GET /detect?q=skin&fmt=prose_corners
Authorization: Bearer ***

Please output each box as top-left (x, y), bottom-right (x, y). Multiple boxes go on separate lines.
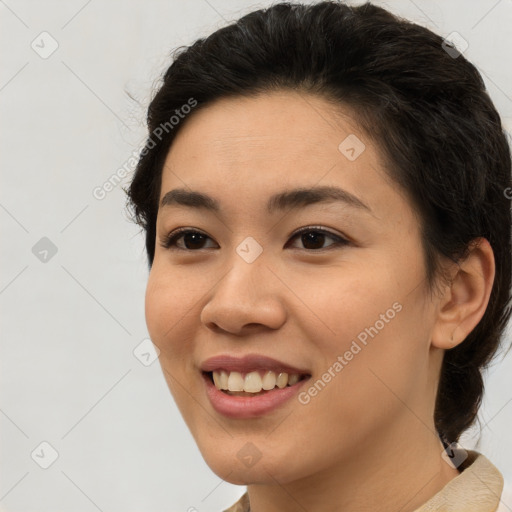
top-left (145, 90), bottom-right (495, 512)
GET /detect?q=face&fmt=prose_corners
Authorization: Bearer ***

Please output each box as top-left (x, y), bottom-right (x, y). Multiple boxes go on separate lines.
top-left (145, 91), bottom-right (443, 485)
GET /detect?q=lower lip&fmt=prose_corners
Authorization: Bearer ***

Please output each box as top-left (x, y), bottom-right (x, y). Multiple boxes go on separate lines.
top-left (203, 373), bottom-right (310, 418)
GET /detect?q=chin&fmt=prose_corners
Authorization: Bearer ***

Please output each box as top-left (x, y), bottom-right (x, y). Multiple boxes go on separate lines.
top-left (199, 444), bottom-right (305, 485)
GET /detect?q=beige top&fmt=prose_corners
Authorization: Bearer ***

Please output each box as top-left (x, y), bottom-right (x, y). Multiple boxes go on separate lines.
top-left (223, 451), bottom-right (504, 512)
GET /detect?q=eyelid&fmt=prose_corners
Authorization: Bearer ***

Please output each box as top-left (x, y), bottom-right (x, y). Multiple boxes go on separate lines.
top-left (286, 225), bottom-right (350, 250)
top-left (160, 225), bottom-right (351, 251)
top-left (289, 225), bottom-right (348, 241)
top-left (160, 227), bottom-right (215, 250)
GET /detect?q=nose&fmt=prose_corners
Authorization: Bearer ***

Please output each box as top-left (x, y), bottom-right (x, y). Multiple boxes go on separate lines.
top-left (200, 259), bottom-right (287, 335)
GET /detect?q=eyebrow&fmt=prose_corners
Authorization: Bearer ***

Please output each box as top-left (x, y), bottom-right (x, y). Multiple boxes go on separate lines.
top-left (159, 186), bottom-right (372, 215)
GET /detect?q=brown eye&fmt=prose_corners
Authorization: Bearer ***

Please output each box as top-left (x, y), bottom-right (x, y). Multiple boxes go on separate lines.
top-left (160, 226), bottom-right (349, 252)
top-left (161, 229), bottom-right (217, 250)
top-left (287, 227), bottom-right (349, 251)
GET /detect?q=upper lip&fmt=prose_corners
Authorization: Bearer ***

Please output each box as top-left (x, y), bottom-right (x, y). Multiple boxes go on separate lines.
top-left (200, 354), bottom-right (310, 375)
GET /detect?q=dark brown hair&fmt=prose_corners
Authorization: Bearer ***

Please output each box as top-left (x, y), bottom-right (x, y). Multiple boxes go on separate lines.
top-left (126, 1), bottom-right (512, 444)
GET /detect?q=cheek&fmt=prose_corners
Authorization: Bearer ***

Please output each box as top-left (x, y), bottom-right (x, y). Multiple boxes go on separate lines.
top-left (144, 267), bottom-right (203, 426)
top-left (286, 259), bottom-right (404, 355)
top-left (295, 258), bottom-right (430, 426)
top-left (144, 266), bottom-right (199, 360)
top-left (282, 316), bottom-right (428, 482)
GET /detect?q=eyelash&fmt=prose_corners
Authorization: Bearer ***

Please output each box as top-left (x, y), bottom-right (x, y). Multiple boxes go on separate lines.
top-left (160, 226), bottom-right (350, 252)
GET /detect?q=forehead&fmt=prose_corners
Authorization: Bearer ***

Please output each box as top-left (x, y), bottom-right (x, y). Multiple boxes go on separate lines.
top-left (158, 91), bottom-right (406, 223)
top-left (165, 91), bottom-right (365, 168)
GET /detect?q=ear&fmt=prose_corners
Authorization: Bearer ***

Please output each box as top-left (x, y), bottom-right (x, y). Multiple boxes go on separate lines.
top-left (431, 238), bottom-right (495, 350)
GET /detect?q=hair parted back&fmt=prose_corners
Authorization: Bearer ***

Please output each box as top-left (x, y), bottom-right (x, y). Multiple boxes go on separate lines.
top-left (126, 1), bottom-right (512, 444)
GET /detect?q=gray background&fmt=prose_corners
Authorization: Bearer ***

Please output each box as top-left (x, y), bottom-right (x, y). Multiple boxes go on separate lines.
top-left (1, 1), bottom-right (511, 511)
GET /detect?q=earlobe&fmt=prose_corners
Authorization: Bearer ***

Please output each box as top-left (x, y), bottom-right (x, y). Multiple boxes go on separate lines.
top-left (431, 238), bottom-right (495, 350)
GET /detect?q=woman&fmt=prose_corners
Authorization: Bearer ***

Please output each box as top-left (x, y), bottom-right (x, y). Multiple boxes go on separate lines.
top-left (126, 2), bottom-right (512, 510)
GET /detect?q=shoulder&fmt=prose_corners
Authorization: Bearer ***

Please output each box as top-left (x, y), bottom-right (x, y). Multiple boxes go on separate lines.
top-left (223, 491), bottom-right (250, 512)
top-left (413, 450), bottom-right (504, 512)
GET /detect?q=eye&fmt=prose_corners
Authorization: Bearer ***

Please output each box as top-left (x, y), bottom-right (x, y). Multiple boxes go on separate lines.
top-left (160, 228), bottom-right (217, 251)
top-left (160, 226), bottom-right (350, 252)
top-left (286, 226), bottom-right (349, 251)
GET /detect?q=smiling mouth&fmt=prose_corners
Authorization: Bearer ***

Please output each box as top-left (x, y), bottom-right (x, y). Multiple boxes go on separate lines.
top-left (203, 370), bottom-right (311, 396)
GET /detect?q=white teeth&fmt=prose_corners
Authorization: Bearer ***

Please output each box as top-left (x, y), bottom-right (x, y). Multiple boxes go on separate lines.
top-left (227, 371), bottom-right (244, 391)
top-left (262, 370), bottom-right (276, 390)
top-left (212, 371), bottom-right (221, 388)
top-left (218, 370), bottom-right (228, 390)
top-left (244, 371), bottom-right (263, 392)
top-left (288, 373), bottom-right (300, 386)
top-left (211, 370), bottom-right (303, 393)
top-left (276, 372), bottom-right (288, 389)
